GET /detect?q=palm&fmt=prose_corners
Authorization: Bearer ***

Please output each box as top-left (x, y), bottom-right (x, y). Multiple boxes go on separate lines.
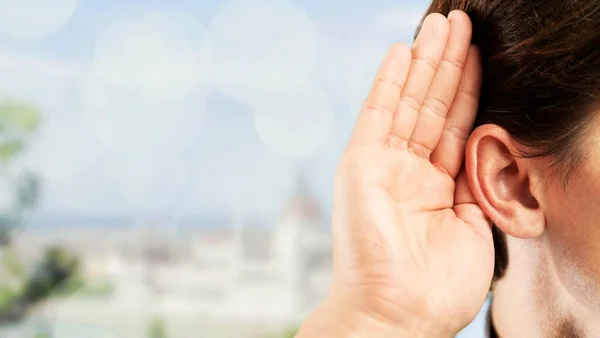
top-left (335, 146), bottom-right (493, 328)
top-left (330, 12), bottom-right (494, 334)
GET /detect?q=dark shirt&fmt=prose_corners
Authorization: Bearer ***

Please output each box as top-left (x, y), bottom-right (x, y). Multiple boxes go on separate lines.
top-left (487, 306), bottom-right (499, 338)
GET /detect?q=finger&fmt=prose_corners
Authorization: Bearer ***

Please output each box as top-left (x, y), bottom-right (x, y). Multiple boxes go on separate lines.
top-left (408, 10), bottom-right (473, 158)
top-left (387, 13), bottom-right (450, 149)
top-left (454, 168), bottom-right (476, 206)
top-left (349, 43), bottom-right (412, 146)
top-left (430, 45), bottom-right (482, 178)
top-left (454, 170), bottom-right (492, 240)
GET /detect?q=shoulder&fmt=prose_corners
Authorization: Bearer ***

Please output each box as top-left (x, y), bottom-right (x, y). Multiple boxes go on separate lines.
top-left (456, 294), bottom-right (492, 338)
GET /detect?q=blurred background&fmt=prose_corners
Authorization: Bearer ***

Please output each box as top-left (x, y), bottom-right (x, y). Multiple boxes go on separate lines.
top-left (0, 0), bottom-right (488, 337)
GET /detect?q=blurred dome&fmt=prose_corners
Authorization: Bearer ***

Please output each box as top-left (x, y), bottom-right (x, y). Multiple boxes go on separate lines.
top-left (280, 169), bottom-right (322, 224)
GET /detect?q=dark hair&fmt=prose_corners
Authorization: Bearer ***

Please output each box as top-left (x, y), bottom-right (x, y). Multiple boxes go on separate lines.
top-left (416, 0), bottom-right (600, 280)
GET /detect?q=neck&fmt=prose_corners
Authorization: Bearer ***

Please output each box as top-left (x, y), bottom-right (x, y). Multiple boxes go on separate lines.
top-left (491, 237), bottom-right (600, 337)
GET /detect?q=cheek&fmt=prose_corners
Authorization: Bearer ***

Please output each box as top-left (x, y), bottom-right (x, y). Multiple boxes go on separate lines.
top-left (543, 174), bottom-right (600, 308)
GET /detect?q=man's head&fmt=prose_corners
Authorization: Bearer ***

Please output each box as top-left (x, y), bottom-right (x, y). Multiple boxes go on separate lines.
top-left (419, 0), bottom-right (600, 333)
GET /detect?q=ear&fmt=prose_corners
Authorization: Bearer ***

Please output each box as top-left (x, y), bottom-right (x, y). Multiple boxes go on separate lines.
top-left (465, 124), bottom-right (545, 238)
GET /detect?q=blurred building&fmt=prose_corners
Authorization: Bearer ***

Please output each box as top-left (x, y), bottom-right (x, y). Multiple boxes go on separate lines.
top-left (7, 169), bottom-right (333, 337)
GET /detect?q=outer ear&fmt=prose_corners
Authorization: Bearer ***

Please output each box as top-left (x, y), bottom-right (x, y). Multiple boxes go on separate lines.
top-left (465, 124), bottom-right (545, 238)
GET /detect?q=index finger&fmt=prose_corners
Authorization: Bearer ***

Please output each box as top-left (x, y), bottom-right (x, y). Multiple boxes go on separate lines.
top-left (349, 43), bottom-right (412, 146)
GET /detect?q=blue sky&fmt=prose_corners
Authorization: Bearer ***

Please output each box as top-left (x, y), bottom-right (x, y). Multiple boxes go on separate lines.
top-left (0, 0), bottom-right (427, 59)
top-left (0, 0), bottom-right (432, 219)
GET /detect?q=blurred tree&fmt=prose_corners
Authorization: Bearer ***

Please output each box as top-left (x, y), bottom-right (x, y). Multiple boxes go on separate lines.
top-left (1, 246), bottom-right (24, 278)
top-left (0, 97), bottom-right (40, 246)
top-left (280, 328), bottom-right (298, 338)
top-left (148, 315), bottom-right (168, 338)
top-left (22, 246), bottom-right (80, 304)
top-left (0, 246), bottom-right (80, 324)
top-left (0, 284), bottom-right (23, 322)
top-left (267, 327), bottom-right (298, 338)
top-left (0, 97), bottom-right (43, 325)
top-left (34, 331), bottom-right (52, 338)
top-left (0, 99), bottom-right (83, 327)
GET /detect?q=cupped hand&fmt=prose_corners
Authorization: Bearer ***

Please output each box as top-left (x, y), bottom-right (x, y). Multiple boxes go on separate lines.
top-left (302, 10), bottom-right (494, 337)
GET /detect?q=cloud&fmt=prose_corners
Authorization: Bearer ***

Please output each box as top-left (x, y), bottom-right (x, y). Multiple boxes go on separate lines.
top-left (0, 46), bottom-right (207, 215)
top-left (0, 51), bottom-right (81, 114)
top-left (310, 6), bottom-right (428, 117)
top-left (208, 0), bottom-right (320, 103)
top-left (177, 141), bottom-right (296, 218)
top-left (0, 2), bottom-right (432, 217)
top-left (368, 7), bottom-right (425, 37)
top-left (0, 51), bottom-right (81, 80)
top-left (78, 75), bottom-right (200, 152)
top-left (0, 0), bottom-right (78, 39)
top-left (91, 10), bottom-right (211, 100)
top-left (253, 85), bottom-right (335, 159)
top-left (104, 150), bottom-right (192, 213)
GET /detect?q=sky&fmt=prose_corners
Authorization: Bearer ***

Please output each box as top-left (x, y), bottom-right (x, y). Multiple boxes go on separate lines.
top-left (0, 0), bottom-right (432, 220)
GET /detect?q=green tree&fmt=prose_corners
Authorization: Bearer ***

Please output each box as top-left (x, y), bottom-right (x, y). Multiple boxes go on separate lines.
top-left (267, 327), bottom-right (298, 338)
top-left (34, 331), bottom-right (52, 338)
top-left (0, 97), bottom-right (40, 246)
top-left (280, 328), bottom-right (298, 338)
top-left (148, 315), bottom-right (168, 338)
top-left (22, 246), bottom-right (80, 304)
top-left (0, 97), bottom-right (42, 324)
top-left (2, 247), bottom-right (24, 278)
top-left (0, 284), bottom-right (24, 322)
top-left (0, 98), bottom-right (83, 326)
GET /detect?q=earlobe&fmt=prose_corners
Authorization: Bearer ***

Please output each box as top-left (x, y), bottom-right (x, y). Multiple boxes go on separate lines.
top-left (465, 124), bottom-right (546, 239)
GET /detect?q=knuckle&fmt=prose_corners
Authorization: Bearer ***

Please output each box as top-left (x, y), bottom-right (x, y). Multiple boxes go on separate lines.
top-left (441, 55), bottom-right (466, 70)
top-left (361, 100), bottom-right (395, 119)
top-left (399, 95), bottom-right (422, 113)
top-left (373, 76), bottom-right (404, 92)
top-left (408, 140), bottom-right (434, 158)
top-left (422, 96), bottom-right (450, 119)
top-left (444, 124), bottom-right (470, 141)
top-left (456, 88), bottom-right (479, 101)
top-left (413, 55), bottom-right (439, 71)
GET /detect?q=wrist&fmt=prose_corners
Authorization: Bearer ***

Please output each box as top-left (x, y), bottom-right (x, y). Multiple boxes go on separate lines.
top-left (297, 293), bottom-right (453, 338)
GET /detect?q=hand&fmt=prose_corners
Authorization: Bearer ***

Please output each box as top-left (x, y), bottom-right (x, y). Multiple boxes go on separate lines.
top-left (298, 10), bottom-right (493, 337)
